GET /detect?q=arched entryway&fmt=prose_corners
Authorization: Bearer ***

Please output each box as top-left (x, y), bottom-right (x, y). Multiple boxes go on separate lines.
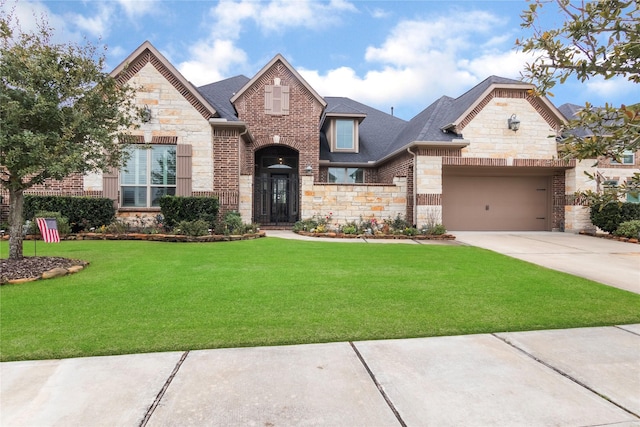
top-left (253, 146), bottom-right (299, 225)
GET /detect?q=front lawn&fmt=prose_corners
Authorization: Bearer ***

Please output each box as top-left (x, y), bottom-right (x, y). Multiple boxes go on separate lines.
top-left (1, 238), bottom-right (639, 361)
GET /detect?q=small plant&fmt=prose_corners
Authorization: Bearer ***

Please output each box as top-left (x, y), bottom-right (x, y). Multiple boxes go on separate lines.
top-left (293, 218), bottom-right (318, 232)
top-left (387, 214), bottom-right (411, 234)
top-left (403, 227), bottom-right (418, 236)
top-left (421, 224), bottom-right (447, 235)
top-left (223, 211), bottom-right (244, 235)
top-left (614, 220), bottom-right (640, 239)
top-left (106, 220), bottom-right (129, 234)
top-left (341, 221), bottom-right (358, 235)
top-left (175, 219), bottom-right (210, 236)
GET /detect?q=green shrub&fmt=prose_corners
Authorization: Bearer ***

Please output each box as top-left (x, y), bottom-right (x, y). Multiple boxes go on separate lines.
top-left (402, 227), bottom-right (418, 236)
top-left (614, 220), bottom-right (640, 238)
top-left (387, 214), bottom-right (411, 233)
top-left (293, 218), bottom-right (318, 232)
top-left (174, 220), bottom-right (210, 237)
top-left (591, 202), bottom-right (640, 233)
top-left (24, 196), bottom-right (115, 232)
top-left (159, 196), bottom-right (219, 229)
top-left (341, 222), bottom-right (358, 234)
top-left (422, 224), bottom-right (447, 235)
top-left (223, 211), bottom-right (244, 234)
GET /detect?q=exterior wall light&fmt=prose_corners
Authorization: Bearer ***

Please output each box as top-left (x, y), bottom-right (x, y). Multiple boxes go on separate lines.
top-left (508, 114), bottom-right (520, 132)
top-left (141, 105), bottom-right (152, 123)
top-left (305, 165), bottom-right (313, 174)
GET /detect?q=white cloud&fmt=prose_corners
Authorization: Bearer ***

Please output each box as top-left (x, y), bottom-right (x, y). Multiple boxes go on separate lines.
top-left (179, 0), bottom-right (357, 85)
top-left (209, 0), bottom-right (258, 40)
top-left (9, 1), bottom-right (80, 43)
top-left (178, 39), bottom-right (249, 86)
top-left (117, 0), bottom-right (158, 18)
top-left (585, 77), bottom-right (639, 104)
top-left (298, 11), bottom-right (526, 117)
top-left (68, 3), bottom-right (114, 39)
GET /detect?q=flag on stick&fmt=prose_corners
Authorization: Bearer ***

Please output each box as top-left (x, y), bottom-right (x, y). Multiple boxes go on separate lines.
top-left (36, 218), bottom-right (60, 243)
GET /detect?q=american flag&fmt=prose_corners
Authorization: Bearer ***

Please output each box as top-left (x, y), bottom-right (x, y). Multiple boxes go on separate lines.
top-left (36, 218), bottom-right (60, 243)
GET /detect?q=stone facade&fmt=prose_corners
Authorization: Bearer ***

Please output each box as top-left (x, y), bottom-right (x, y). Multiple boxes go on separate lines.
top-left (301, 176), bottom-right (407, 224)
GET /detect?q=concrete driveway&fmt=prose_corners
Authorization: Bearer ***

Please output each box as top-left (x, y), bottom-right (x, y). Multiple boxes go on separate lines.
top-left (452, 232), bottom-right (640, 294)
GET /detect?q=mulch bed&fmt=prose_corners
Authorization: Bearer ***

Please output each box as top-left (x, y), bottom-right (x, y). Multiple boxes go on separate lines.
top-left (1, 257), bottom-right (88, 284)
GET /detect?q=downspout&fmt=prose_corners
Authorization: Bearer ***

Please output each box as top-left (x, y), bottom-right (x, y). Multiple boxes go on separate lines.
top-left (239, 126), bottom-right (248, 221)
top-left (407, 146), bottom-right (417, 226)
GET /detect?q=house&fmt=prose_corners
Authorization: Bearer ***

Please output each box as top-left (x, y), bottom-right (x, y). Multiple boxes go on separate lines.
top-left (5, 41), bottom-right (638, 231)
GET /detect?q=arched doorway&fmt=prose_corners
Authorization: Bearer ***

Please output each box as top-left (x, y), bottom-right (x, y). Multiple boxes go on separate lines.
top-left (254, 146), bottom-right (299, 225)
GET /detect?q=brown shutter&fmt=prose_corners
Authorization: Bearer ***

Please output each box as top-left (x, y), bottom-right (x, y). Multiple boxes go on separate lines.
top-left (281, 85), bottom-right (290, 115)
top-left (176, 144), bottom-right (192, 196)
top-left (103, 167), bottom-right (119, 209)
top-left (264, 85), bottom-right (273, 114)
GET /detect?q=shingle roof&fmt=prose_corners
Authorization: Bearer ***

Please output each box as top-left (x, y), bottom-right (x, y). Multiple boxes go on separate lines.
top-left (195, 73), bottom-right (549, 165)
top-left (320, 97), bottom-right (407, 163)
top-left (379, 76), bottom-right (531, 158)
top-left (198, 75), bottom-right (250, 121)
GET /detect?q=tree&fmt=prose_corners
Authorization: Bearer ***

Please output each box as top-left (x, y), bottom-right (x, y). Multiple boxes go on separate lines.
top-left (517, 0), bottom-right (639, 199)
top-left (0, 12), bottom-right (140, 259)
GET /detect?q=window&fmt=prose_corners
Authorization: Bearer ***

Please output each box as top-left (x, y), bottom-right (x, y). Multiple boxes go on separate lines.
top-left (328, 167), bottom-right (364, 184)
top-left (626, 179), bottom-right (640, 203)
top-left (335, 119), bottom-right (355, 150)
top-left (612, 151), bottom-right (635, 165)
top-left (121, 145), bottom-right (176, 207)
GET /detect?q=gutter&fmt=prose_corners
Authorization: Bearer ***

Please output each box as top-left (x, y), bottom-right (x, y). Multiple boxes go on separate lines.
top-left (208, 118), bottom-right (254, 144)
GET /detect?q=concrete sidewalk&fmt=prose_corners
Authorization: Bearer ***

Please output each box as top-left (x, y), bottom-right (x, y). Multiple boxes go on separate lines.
top-left (2, 325), bottom-right (639, 426)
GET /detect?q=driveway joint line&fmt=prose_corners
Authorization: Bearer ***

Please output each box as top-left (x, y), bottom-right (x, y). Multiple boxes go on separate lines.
top-left (139, 350), bottom-right (190, 427)
top-left (349, 342), bottom-right (406, 427)
top-left (616, 324), bottom-right (640, 337)
top-left (491, 333), bottom-right (640, 420)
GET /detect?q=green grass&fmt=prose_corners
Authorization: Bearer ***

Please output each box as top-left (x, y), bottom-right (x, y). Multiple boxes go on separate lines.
top-left (1, 238), bottom-right (639, 361)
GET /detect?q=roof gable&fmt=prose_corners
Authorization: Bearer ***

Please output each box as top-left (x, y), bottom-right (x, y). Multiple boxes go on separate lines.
top-left (110, 41), bottom-right (217, 120)
top-left (229, 54), bottom-right (327, 109)
top-left (442, 76), bottom-right (565, 133)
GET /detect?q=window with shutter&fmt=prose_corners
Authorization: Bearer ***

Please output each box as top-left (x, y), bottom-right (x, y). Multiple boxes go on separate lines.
top-left (264, 83), bottom-right (290, 115)
top-left (120, 145), bottom-right (178, 207)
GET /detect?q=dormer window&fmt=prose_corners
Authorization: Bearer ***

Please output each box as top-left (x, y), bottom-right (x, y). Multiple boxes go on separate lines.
top-left (336, 119), bottom-right (355, 150)
top-left (325, 118), bottom-right (360, 153)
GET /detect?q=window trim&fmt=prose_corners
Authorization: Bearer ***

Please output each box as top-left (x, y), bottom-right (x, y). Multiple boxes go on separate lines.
top-left (330, 119), bottom-right (359, 153)
top-left (611, 151), bottom-right (635, 165)
top-left (327, 167), bottom-right (364, 184)
top-left (120, 144), bottom-right (177, 208)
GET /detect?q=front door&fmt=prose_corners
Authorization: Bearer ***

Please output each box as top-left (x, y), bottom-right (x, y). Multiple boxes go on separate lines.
top-left (271, 174), bottom-right (290, 223)
top-left (253, 146), bottom-right (300, 225)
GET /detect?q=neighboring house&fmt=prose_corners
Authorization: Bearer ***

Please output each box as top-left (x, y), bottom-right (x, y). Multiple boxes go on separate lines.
top-left (3, 41), bottom-right (638, 231)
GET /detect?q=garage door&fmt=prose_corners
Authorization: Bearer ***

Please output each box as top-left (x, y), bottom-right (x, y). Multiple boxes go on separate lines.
top-left (442, 175), bottom-right (551, 231)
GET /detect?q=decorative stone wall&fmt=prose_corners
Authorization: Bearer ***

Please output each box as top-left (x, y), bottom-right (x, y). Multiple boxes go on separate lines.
top-left (301, 176), bottom-right (407, 224)
top-left (564, 160), bottom-right (597, 231)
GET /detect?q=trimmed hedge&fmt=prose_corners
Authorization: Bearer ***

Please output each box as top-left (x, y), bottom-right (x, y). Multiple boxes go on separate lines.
top-left (590, 202), bottom-right (640, 233)
top-left (159, 196), bottom-right (219, 228)
top-left (24, 196), bottom-right (115, 232)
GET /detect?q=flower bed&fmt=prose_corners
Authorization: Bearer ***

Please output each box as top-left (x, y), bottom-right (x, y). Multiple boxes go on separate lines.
top-left (295, 231), bottom-right (456, 240)
top-left (16, 231), bottom-right (267, 243)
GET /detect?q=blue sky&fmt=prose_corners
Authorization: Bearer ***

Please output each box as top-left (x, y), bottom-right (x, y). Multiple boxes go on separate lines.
top-left (7, 0), bottom-right (639, 120)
